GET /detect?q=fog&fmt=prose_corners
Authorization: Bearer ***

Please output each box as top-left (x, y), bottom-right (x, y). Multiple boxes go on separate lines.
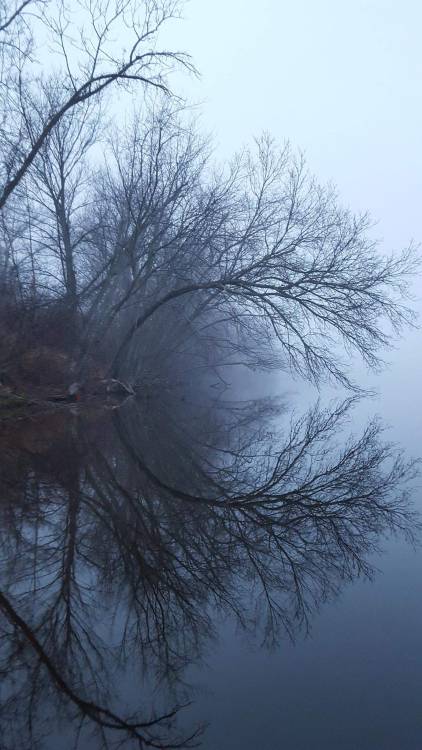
top-left (1, 2), bottom-right (421, 749)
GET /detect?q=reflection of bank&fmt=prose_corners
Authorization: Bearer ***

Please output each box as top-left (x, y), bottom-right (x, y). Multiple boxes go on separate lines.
top-left (0, 392), bottom-right (418, 749)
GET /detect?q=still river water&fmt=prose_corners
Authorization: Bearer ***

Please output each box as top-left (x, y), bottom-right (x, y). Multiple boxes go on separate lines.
top-left (0, 349), bottom-right (421, 750)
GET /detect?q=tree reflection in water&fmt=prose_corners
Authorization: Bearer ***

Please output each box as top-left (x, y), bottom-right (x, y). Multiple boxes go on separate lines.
top-left (0, 391), bottom-right (419, 749)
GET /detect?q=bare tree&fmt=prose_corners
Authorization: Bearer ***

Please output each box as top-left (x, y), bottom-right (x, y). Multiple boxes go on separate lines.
top-left (17, 82), bottom-right (101, 312)
top-left (0, 5), bottom-right (418, 396)
top-left (0, 0), bottom-right (194, 210)
top-left (99, 133), bottom-right (416, 388)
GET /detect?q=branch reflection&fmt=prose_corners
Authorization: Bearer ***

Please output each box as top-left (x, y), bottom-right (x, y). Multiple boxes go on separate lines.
top-left (0, 392), bottom-right (418, 748)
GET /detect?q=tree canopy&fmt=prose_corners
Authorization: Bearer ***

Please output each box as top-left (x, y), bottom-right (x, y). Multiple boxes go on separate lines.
top-left (0, 0), bottom-right (418, 389)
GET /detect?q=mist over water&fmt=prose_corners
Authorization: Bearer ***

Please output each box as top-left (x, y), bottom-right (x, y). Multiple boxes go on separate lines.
top-left (0, 359), bottom-right (420, 750)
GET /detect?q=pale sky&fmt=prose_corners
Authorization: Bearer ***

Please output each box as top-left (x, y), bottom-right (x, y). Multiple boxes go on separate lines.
top-left (169, 1), bottom-right (422, 253)
top-left (162, 0), bottom-right (422, 446)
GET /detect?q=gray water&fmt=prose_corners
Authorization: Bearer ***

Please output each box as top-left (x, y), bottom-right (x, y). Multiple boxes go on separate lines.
top-left (0, 351), bottom-right (421, 750)
top-left (185, 352), bottom-right (422, 750)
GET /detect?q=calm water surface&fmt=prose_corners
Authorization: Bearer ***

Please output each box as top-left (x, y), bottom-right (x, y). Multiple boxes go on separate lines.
top-left (0, 370), bottom-right (421, 750)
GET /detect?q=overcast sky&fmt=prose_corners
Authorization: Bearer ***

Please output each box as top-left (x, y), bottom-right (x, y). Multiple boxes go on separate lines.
top-left (161, 0), bottom-right (422, 447)
top-left (171, 0), bottom-right (422, 253)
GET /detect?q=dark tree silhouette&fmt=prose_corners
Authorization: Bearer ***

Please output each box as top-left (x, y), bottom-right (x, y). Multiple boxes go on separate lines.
top-left (103, 134), bottom-right (416, 387)
top-left (0, 0), bottom-right (194, 210)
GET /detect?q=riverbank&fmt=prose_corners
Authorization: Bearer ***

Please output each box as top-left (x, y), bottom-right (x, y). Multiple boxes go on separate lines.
top-left (0, 381), bottom-right (135, 424)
